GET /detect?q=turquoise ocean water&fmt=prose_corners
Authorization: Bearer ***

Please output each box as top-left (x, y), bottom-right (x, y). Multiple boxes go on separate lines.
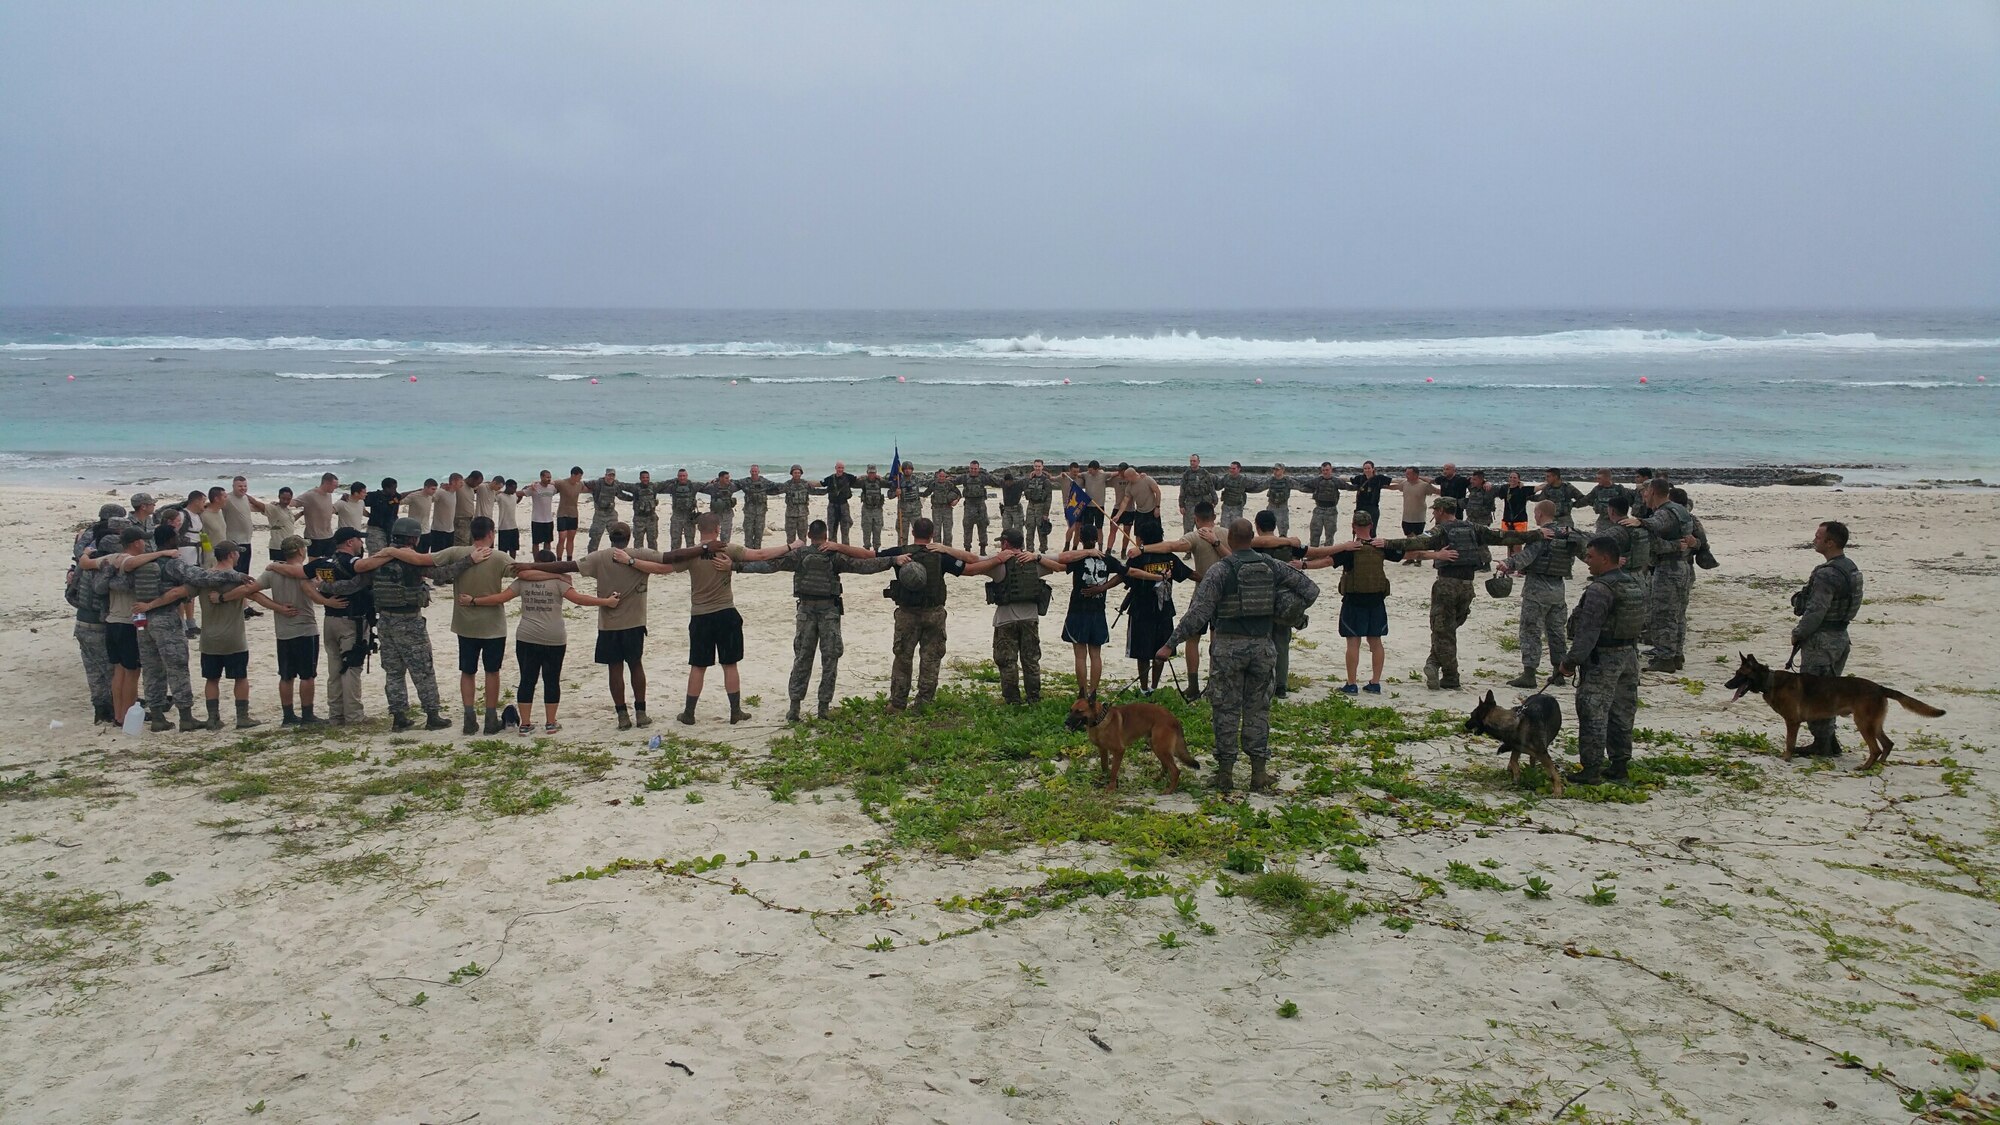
top-left (2, 308), bottom-right (1996, 489)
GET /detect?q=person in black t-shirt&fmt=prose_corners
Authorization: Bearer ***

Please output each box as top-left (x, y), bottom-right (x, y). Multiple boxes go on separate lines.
top-left (363, 479), bottom-right (405, 555)
top-left (1432, 463), bottom-right (1471, 502)
top-left (1030, 521), bottom-right (1127, 699)
top-left (1348, 460), bottom-right (1393, 521)
top-left (1498, 471), bottom-right (1538, 557)
top-left (1119, 515), bottom-right (1194, 695)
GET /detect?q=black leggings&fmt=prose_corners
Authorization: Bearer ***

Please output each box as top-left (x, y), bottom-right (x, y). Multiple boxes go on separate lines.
top-left (516, 641), bottom-right (566, 706)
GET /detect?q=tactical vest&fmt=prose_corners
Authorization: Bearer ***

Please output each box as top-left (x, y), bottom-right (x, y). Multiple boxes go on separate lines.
top-left (988, 560), bottom-right (1049, 607)
top-left (1649, 502), bottom-right (1691, 557)
top-left (888, 547), bottom-right (948, 609)
top-left (1436, 520), bottom-right (1492, 573)
top-left (1796, 556), bottom-right (1862, 626)
top-left (742, 479), bottom-right (770, 511)
top-left (624, 486), bottom-right (654, 515)
top-left (1614, 523), bottom-right (1651, 572)
top-left (1220, 474), bottom-right (1249, 507)
top-left (1311, 477), bottom-right (1342, 507)
top-left (1542, 484), bottom-right (1577, 518)
top-left (1339, 545), bottom-right (1390, 596)
top-left (1525, 528), bottom-right (1578, 579)
top-left (709, 484), bottom-right (736, 513)
top-left (311, 553), bottom-right (370, 616)
top-left (825, 476), bottom-right (853, 503)
top-left (663, 480), bottom-right (696, 514)
top-left (961, 474), bottom-right (990, 504)
top-left (793, 546), bottom-right (840, 600)
top-left (1594, 568), bottom-right (1646, 642)
top-left (373, 556), bottom-right (429, 612)
top-left (860, 477), bottom-right (886, 508)
top-left (1215, 551), bottom-right (1277, 634)
top-left (1181, 469), bottom-right (1216, 503)
top-left (1265, 478), bottom-right (1293, 505)
top-left (782, 479), bottom-right (813, 511)
top-left (130, 557), bottom-right (167, 602)
top-left (929, 482), bottom-right (959, 506)
top-left (1462, 488), bottom-right (1496, 524)
top-left (897, 480), bottom-right (924, 511)
top-left (592, 482), bottom-right (618, 514)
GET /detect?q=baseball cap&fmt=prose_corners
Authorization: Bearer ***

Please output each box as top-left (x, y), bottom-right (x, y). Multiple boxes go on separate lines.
top-left (98, 502), bottom-right (127, 521)
top-left (1431, 497), bottom-right (1461, 515)
top-left (332, 527), bottom-right (365, 545)
top-left (280, 535), bottom-right (307, 556)
top-left (130, 492), bottom-right (154, 509)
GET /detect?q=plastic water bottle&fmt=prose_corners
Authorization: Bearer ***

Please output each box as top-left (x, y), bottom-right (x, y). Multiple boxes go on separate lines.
top-left (122, 704), bottom-right (145, 737)
top-left (134, 611), bottom-right (148, 632)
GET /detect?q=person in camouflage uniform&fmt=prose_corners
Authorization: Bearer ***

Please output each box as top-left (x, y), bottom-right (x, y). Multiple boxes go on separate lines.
top-left (1582, 469), bottom-right (1630, 533)
top-left (998, 472), bottom-right (1026, 540)
top-left (981, 529), bottom-right (1049, 705)
top-left (877, 518), bottom-right (1007, 711)
top-left (1535, 468), bottom-right (1589, 531)
top-left (894, 463), bottom-right (925, 546)
top-left (926, 469), bottom-right (960, 547)
top-left (958, 460), bottom-right (1000, 553)
top-left (1791, 519), bottom-right (1862, 757)
top-left (344, 518), bottom-right (486, 731)
top-left (1162, 519), bottom-right (1320, 795)
top-left (737, 465), bottom-right (780, 548)
top-left (1494, 500), bottom-right (1591, 688)
top-left (1621, 478), bottom-right (1697, 672)
top-left (701, 470), bottom-right (738, 543)
top-left (1022, 459), bottom-right (1055, 551)
top-left (71, 504), bottom-right (126, 724)
top-left (1216, 461), bottom-right (1261, 527)
top-left (1306, 462), bottom-right (1345, 547)
top-left (621, 470), bottom-right (664, 551)
top-left (1602, 493), bottom-right (1652, 597)
top-left (121, 524), bottom-right (255, 731)
top-left (1559, 536), bottom-right (1646, 784)
top-left (1261, 463), bottom-right (1295, 536)
top-left (739, 519), bottom-right (895, 721)
top-left (781, 464), bottom-right (821, 544)
top-left (660, 468), bottom-right (704, 550)
top-left (1388, 498), bottom-right (1542, 690)
top-left (1179, 454), bottom-right (1218, 534)
top-left (857, 465), bottom-right (890, 551)
top-left (582, 468), bottom-right (622, 553)
top-left (1462, 470), bottom-right (1501, 528)
top-left (820, 462), bottom-right (859, 544)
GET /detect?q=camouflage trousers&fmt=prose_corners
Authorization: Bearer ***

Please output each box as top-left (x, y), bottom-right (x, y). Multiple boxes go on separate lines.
top-left (1180, 503), bottom-right (1202, 533)
top-left (632, 514), bottom-right (660, 551)
top-left (75, 621), bottom-right (111, 710)
top-left (668, 511), bottom-right (695, 549)
top-left (929, 504), bottom-right (955, 546)
top-left (140, 615), bottom-right (194, 711)
top-left (715, 511), bottom-right (734, 543)
top-left (1209, 632), bottom-right (1277, 770)
top-left (993, 619), bottom-right (1042, 704)
top-left (962, 505), bottom-right (989, 551)
top-left (1799, 628), bottom-right (1851, 745)
top-left (1025, 503), bottom-right (1051, 550)
top-left (1309, 506), bottom-right (1342, 547)
top-left (1426, 576), bottom-right (1476, 684)
top-left (860, 506), bottom-right (885, 551)
top-left (785, 506), bottom-right (811, 544)
top-left (366, 527), bottom-right (390, 555)
top-left (377, 611), bottom-right (440, 716)
top-left (1264, 504), bottom-right (1290, 535)
top-left (1220, 504), bottom-right (1244, 527)
top-left (826, 500), bottom-right (853, 544)
top-left (1645, 558), bottom-right (1692, 665)
top-left (1271, 624), bottom-right (1295, 697)
top-left (897, 506), bottom-right (922, 545)
top-left (322, 616), bottom-right (366, 723)
top-left (1575, 646), bottom-right (1640, 770)
top-left (454, 517), bottom-right (473, 547)
top-left (741, 507), bottom-right (767, 549)
top-left (588, 510), bottom-right (615, 553)
top-left (1518, 578), bottom-right (1569, 673)
top-left (789, 601), bottom-right (845, 709)
top-left (999, 506), bottom-right (1024, 539)
top-left (889, 606), bottom-right (948, 708)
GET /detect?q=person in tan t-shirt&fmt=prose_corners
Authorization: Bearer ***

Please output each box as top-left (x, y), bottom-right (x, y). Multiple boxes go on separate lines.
top-left (553, 466), bottom-right (587, 561)
top-left (299, 472), bottom-right (340, 555)
top-left (625, 512), bottom-right (789, 725)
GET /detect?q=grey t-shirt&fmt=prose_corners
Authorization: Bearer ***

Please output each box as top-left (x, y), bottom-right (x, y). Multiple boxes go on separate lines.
top-left (221, 494), bottom-right (256, 542)
top-left (511, 577), bottom-right (568, 646)
top-left (257, 570), bottom-right (319, 640)
top-left (198, 588), bottom-right (250, 655)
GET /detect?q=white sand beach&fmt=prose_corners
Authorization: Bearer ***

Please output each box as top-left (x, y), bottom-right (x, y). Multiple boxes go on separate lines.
top-left (3, 482), bottom-right (1998, 1124)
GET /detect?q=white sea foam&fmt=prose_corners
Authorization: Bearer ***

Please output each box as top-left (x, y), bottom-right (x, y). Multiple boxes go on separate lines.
top-left (276, 371), bottom-right (389, 380)
top-left (8, 327), bottom-right (1997, 363)
top-left (0, 452), bottom-right (354, 470)
top-left (746, 376), bottom-right (869, 384)
top-left (340, 358), bottom-right (398, 365)
top-left (912, 378), bottom-right (1071, 387)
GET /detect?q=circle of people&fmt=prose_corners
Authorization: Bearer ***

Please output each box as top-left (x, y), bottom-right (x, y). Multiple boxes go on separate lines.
top-left (67, 455), bottom-right (1817, 796)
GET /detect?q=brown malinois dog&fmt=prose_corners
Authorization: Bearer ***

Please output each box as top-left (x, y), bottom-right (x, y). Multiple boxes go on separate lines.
top-left (1724, 653), bottom-right (1946, 769)
top-left (1065, 695), bottom-right (1199, 792)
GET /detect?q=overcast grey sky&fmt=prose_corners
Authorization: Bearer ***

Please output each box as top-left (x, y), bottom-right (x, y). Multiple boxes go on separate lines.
top-left (2, 2), bottom-right (1995, 308)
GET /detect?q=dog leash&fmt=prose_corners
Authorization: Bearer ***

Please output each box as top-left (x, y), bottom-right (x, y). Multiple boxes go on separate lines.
top-left (1784, 643), bottom-right (1800, 672)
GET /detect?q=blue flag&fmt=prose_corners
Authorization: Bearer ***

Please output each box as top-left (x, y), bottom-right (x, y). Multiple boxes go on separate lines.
top-left (889, 445), bottom-right (902, 498)
top-left (1063, 478), bottom-right (1090, 525)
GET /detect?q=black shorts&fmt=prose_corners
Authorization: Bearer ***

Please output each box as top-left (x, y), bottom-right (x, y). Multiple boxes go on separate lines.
top-left (687, 608), bottom-right (745, 668)
top-left (200, 651), bottom-right (250, 680)
top-left (234, 551), bottom-right (251, 574)
top-left (457, 635), bottom-right (505, 675)
top-left (104, 623), bottom-right (142, 670)
top-left (269, 548), bottom-right (288, 563)
top-left (276, 634), bottom-right (320, 680)
top-left (532, 521), bottom-right (555, 545)
top-left (1116, 511), bottom-right (1138, 527)
top-left (308, 537), bottom-right (334, 558)
top-left (557, 515), bottom-right (579, 532)
top-left (1402, 521), bottom-right (1426, 536)
top-left (497, 528), bottom-right (520, 554)
top-left (422, 530), bottom-right (449, 553)
top-left (1060, 608), bottom-right (1109, 647)
top-left (1081, 508), bottom-right (1105, 529)
top-left (594, 625), bottom-right (646, 666)
top-left (1338, 596), bottom-right (1390, 638)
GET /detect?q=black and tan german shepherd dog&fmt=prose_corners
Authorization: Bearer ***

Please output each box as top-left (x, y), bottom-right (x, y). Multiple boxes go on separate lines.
top-left (1465, 690), bottom-right (1565, 796)
top-left (1724, 653), bottom-right (1946, 769)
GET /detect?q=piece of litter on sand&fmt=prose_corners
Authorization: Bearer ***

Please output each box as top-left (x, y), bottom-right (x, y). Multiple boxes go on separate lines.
top-left (1089, 1033), bottom-right (1111, 1053)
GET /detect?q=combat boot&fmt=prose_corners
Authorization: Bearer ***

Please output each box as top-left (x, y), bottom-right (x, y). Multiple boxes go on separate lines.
top-left (424, 709), bottom-right (452, 731)
top-left (785, 702), bottom-right (802, 724)
top-left (1563, 764), bottom-right (1604, 786)
top-left (1439, 674), bottom-right (1461, 690)
top-left (391, 711), bottom-right (414, 733)
top-left (93, 703), bottom-right (112, 725)
top-left (461, 708), bottom-right (478, 735)
top-left (1508, 670), bottom-right (1539, 689)
top-left (205, 700), bottom-right (224, 731)
top-left (1212, 760), bottom-right (1235, 796)
top-left (1603, 759), bottom-right (1630, 782)
top-left (728, 695), bottom-right (751, 725)
top-left (482, 710), bottom-right (502, 735)
top-left (1249, 760), bottom-right (1272, 794)
top-left (148, 708), bottom-right (174, 733)
top-left (816, 702), bottom-right (831, 720)
top-left (678, 702), bottom-right (698, 725)
top-left (177, 704), bottom-right (202, 732)
top-left (634, 707), bottom-right (652, 728)
top-left (235, 701), bottom-right (261, 730)
top-left (1795, 731), bottom-right (1841, 758)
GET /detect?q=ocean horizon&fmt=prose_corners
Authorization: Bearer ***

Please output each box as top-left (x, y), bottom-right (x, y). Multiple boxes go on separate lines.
top-left (5, 306), bottom-right (1996, 490)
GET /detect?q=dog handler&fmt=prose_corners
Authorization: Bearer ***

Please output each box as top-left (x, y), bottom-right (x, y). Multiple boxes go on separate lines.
top-left (1791, 520), bottom-right (1862, 758)
top-left (1558, 536), bottom-right (1646, 785)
